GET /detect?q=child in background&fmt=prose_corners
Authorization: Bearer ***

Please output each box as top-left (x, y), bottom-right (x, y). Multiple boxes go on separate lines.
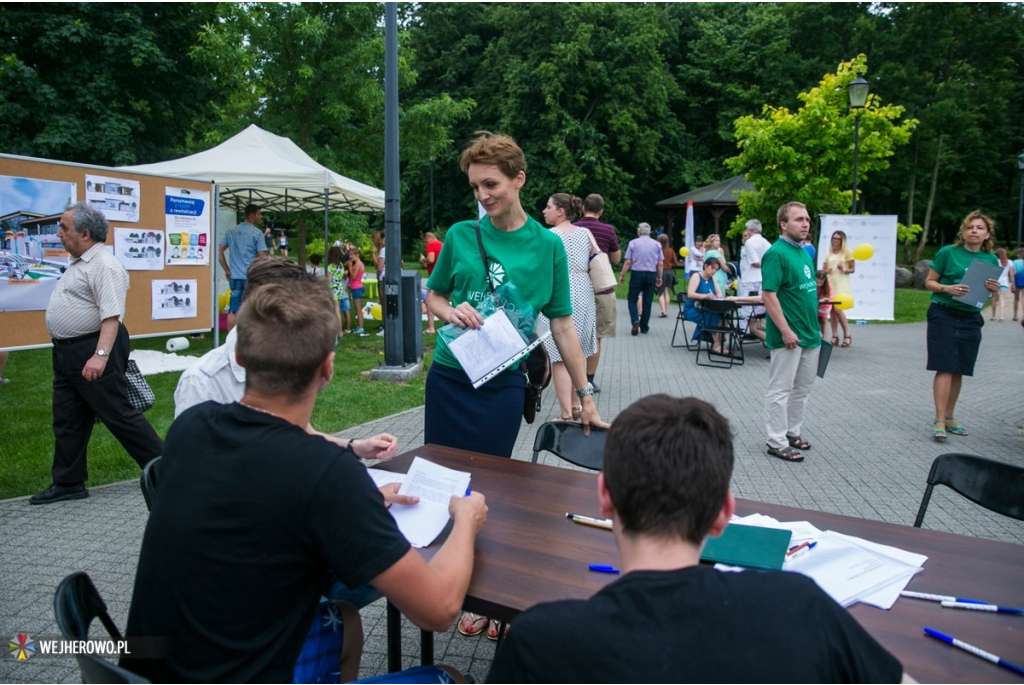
top-left (326, 246), bottom-right (350, 337)
top-left (349, 252), bottom-right (367, 336)
top-left (816, 270), bottom-right (833, 340)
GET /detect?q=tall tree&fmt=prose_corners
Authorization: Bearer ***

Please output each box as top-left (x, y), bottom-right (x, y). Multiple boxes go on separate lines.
top-left (0, 3), bottom-right (220, 166)
top-left (726, 56), bottom-right (917, 237)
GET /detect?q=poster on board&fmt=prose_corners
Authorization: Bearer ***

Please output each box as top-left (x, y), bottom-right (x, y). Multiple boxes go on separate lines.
top-left (0, 175), bottom-right (77, 312)
top-left (165, 187), bottom-right (210, 266)
top-left (152, 279), bottom-right (198, 320)
top-left (85, 175), bottom-right (140, 222)
top-left (114, 228), bottom-right (164, 271)
top-left (816, 215), bottom-right (897, 321)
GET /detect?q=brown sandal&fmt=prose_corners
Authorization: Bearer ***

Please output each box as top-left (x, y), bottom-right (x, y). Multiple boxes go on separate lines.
top-left (457, 612), bottom-right (488, 637)
top-left (766, 444), bottom-right (804, 462)
top-left (841, 336), bottom-right (852, 347)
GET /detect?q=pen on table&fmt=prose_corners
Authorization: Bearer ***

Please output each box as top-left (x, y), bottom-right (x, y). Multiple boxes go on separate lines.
top-left (465, 487), bottom-right (471, 496)
top-left (588, 564), bottom-right (620, 575)
top-left (785, 541), bottom-right (816, 559)
top-left (900, 591), bottom-right (987, 605)
top-left (923, 627), bottom-right (1024, 677)
top-left (941, 601), bottom-right (1024, 615)
top-left (565, 512), bottom-right (613, 530)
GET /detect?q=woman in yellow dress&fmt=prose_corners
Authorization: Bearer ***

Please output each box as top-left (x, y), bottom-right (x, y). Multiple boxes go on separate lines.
top-left (823, 230), bottom-right (855, 347)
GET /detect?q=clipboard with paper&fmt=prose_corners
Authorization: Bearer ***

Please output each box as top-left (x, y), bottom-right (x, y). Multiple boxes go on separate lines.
top-left (438, 281), bottom-right (545, 388)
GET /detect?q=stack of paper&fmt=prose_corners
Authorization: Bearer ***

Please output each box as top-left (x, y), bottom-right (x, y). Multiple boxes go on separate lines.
top-left (386, 457), bottom-right (471, 548)
top-left (720, 514), bottom-right (927, 610)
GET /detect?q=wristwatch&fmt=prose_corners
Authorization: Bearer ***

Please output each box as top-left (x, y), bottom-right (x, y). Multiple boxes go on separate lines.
top-left (575, 383), bottom-right (595, 398)
top-left (94, 349), bottom-right (109, 357)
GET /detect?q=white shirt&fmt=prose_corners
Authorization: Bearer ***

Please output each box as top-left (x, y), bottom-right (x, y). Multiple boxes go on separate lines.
top-left (173, 328), bottom-right (246, 418)
top-left (740, 233), bottom-right (772, 284)
top-left (45, 243), bottom-right (128, 339)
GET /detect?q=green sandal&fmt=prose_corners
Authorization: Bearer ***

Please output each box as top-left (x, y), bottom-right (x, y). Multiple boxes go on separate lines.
top-left (932, 420), bottom-right (947, 442)
top-left (944, 418), bottom-right (968, 436)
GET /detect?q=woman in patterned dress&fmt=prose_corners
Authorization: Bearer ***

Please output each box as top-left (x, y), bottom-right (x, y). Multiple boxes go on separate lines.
top-left (541, 193), bottom-right (598, 421)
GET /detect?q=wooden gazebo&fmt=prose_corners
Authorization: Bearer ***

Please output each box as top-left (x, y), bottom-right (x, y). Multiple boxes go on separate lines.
top-left (655, 175), bottom-right (753, 243)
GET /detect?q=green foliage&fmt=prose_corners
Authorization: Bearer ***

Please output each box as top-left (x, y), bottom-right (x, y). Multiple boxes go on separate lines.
top-left (726, 55), bottom-right (917, 238)
top-left (896, 222), bottom-right (922, 243)
top-left (0, 3), bottom-right (220, 165)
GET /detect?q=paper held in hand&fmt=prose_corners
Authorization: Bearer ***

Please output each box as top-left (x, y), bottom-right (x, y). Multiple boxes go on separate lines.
top-left (446, 308), bottom-right (551, 388)
top-left (388, 457), bottom-right (471, 548)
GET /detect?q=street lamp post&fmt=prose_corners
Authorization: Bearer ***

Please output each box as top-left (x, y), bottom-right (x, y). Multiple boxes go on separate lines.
top-left (1017, 149), bottom-right (1024, 250)
top-left (848, 76), bottom-right (870, 215)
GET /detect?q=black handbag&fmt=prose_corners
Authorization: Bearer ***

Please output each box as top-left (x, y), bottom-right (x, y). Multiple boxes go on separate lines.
top-left (473, 220), bottom-right (550, 423)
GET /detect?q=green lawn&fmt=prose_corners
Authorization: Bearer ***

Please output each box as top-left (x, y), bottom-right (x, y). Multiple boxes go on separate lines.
top-left (0, 322), bottom-right (433, 500)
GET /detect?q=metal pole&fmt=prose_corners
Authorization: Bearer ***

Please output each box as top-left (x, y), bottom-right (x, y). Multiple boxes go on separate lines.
top-left (383, 2), bottom-right (403, 366)
top-left (851, 110), bottom-right (861, 215)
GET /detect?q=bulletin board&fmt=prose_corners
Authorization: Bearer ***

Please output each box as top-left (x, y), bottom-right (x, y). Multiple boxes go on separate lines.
top-left (0, 154), bottom-right (214, 350)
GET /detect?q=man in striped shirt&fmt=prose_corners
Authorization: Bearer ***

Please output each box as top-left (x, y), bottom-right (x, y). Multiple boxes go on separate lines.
top-left (30, 203), bottom-right (162, 505)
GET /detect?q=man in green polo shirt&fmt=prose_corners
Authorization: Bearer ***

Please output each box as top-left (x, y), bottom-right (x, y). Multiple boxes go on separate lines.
top-left (761, 201), bottom-right (821, 463)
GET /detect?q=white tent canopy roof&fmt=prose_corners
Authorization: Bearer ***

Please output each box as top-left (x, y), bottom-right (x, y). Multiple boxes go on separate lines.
top-left (121, 124), bottom-right (384, 214)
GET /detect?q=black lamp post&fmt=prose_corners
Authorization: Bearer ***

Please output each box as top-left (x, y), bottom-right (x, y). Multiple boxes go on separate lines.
top-left (1016, 149), bottom-right (1024, 250)
top-left (848, 76), bottom-right (870, 215)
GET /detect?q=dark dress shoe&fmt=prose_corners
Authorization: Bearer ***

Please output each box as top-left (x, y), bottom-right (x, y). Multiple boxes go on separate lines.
top-left (591, 383), bottom-right (601, 394)
top-left (29, 483), bottom-right (88, 505)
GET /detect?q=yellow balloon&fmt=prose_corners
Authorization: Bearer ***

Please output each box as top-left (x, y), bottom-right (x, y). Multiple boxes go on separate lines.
top-left (852, 243), bottom-right (874, 261)
top-left (218, 289), bottom-right (231, 313)
top-left (369, 303), bottom-right (383, 320)
top-left (834, 293), bottom-right (854, 311)
top-left (678, 247), bottom-right (689, 258)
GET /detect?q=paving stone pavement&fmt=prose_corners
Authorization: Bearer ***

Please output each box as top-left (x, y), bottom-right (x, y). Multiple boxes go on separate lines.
top-left (2, 301), bottom-right (1022, 682)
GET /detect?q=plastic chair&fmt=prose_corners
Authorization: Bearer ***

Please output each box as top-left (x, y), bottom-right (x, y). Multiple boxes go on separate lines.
top-left (913, 453), bottom-right (1024, 527)
top-left (694, 299), bottom-right (744, 369)
top-left (671, 291), bottom-right (699, 351)
top-left (139, 456), bottom-right (161, 511)
top-left (53, 572), bottom-right (149, 684)
top-left (531, 421), bottom-right (608, 471)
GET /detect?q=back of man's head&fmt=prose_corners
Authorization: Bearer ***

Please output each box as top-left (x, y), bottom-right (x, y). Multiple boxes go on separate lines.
top-left (637, 222), bottom-right (652, 236)
top-left (745, 219), bottom-right (762, 234)
top-left (603, 395), bottom-right (734, 545)
top-left (244, 204), bottom-right (261, 222)
top-left (244, 257), bottom-right (314, 301)
top-left (583, 194), bottom-right (605, 215)
top-left (236, 280), bottom-right (336, 399)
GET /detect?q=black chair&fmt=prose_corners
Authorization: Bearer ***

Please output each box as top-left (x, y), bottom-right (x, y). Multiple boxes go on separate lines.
top-left (694, 299), bottom-right (744, 369)
top-left (531, 421), bottom-right (608, 471)
top-left (671, 291), bottom-right (700, 351)
top-left (913, 453), bottom-right (1024, 527)
top-left (54, 572), bottom-right (149, 684)
top-left (139, 456), bottom-right (161, 511)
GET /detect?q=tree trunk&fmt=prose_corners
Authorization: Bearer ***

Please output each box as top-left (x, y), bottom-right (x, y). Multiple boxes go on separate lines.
top-left (297, 215), bottom-right (308, 266)
top-left (914, 132), bottom-right (943, 263)
top-left (903, 139), bottom-right (918, 265)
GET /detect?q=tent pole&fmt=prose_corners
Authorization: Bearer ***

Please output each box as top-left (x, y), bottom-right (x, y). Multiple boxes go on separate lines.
top-left (323, 187), bottom-right (329, 257)
top-left (213, 185), bottom-right (221, 348)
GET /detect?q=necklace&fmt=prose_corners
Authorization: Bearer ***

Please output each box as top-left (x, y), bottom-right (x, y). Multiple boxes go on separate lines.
top-left (239, 400), bottom-right (283, 421)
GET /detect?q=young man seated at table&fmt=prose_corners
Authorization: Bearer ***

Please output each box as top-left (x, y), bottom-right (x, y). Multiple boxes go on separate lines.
top-left (122, 278), bottom-right (488, 683)
top-left (487, 394), bottom-right (914, 684)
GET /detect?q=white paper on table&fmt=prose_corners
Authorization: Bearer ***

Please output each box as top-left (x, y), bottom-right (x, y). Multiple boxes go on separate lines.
top-left (784, 530), bottom-right (923, 607)
top-left (825, 531), bottom-right (927, 609)
top-left (446, 308), bottom-right (534, 387)
top-left (388, 457), bottom-right (471, 548)
top-left (367, 468), bottom-right (405, 489)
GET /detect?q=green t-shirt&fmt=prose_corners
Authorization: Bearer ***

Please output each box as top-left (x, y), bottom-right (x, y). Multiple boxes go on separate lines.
top-left (427, 215), bottom-right (572, 370)
top-left (928, 244), bottom-right (999, 312)
top-left (761, 239), bottom-right (821, 350)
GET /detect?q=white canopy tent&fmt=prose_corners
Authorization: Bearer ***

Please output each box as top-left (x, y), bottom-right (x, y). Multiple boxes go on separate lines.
top-left (121, 124), bottom-right (384, 344)
top-left (122, 124), bottom-right (385, 215)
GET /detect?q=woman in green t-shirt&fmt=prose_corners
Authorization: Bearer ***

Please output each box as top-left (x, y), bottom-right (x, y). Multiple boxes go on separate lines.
top-left (923, 210), bottom-right (1000, 442)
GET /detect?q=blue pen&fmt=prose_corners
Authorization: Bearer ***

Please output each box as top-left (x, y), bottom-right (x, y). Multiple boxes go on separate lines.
top-left (941, 601), bottom-right (1024, 615)
top-left (588, 564), bottom-right (620, 574)
top-left (924, 627), bottom-right (1024, 677)
top-left (785, 541), bottom-right (817, 561)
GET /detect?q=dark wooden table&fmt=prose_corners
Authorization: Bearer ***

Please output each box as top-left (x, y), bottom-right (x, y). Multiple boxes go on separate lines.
top-left (382, 445), bottom-right (1024, 683)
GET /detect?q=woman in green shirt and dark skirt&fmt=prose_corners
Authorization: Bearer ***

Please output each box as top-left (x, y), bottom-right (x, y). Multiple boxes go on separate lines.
top-left (923, 210), bottom-right (1000, 442)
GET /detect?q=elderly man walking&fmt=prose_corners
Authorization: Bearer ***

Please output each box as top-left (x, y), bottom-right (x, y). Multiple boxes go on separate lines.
top-left (761, 202), bottom-right (820, 463)
top-left (619, 222), bottom-right (663, 336)
top-left (31, 203), bottom-right (162, 504)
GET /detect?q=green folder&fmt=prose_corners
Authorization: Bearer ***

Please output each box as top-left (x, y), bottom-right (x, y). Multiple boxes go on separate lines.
top-left (700, 524), bottom-right (793, 570)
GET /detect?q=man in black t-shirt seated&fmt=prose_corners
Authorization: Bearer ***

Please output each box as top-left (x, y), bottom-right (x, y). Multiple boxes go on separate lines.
top-left (123, 278), bottom-right (488, 683)
top-left (487, 395), bottom-right (914, 684)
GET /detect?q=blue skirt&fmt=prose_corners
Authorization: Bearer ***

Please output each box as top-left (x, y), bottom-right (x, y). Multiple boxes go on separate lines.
top-left (424, 361), bottom-right (526, 458)
top-left (926, 302), bottom-right (983, 376)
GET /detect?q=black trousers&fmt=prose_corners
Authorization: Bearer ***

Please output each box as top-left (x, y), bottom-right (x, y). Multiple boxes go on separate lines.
top-left (51, 324), bottom-right (162, 484)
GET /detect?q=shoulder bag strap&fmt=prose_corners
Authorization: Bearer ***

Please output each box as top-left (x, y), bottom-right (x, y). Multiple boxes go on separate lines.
top-left (473, 219), bottom-right (496, 295)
